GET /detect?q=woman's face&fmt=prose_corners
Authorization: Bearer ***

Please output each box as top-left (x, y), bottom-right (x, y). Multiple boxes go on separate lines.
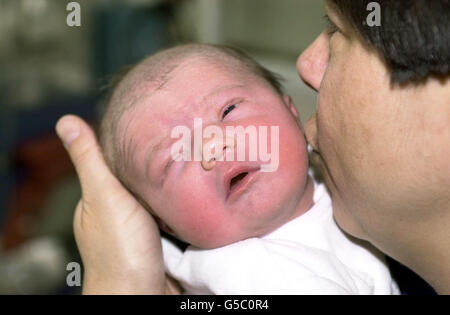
top-left (296, 1), bottom-right (450, 260)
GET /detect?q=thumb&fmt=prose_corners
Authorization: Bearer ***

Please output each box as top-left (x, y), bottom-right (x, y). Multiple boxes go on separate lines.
top-left (55, 115), bottom-right (122, 195)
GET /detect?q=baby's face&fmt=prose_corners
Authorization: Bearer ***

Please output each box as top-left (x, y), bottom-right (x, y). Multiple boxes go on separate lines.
top-left (120, 57), bottom-right (312, 248)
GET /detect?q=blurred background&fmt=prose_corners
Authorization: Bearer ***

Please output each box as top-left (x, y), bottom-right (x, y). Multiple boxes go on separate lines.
top-left (0, 0), bottom-right (435, 294)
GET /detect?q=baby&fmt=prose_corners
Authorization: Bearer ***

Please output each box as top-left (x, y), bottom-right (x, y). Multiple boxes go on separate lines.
top-left (99, 44), bottom-right (399, 294)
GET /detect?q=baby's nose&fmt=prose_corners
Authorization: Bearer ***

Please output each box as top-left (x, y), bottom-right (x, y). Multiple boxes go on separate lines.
top-left (201, 136), bottom-right (234, 171)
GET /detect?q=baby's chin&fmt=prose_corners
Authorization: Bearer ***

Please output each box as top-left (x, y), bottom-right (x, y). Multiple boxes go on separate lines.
top-left (165, 203), bottom-right (305, 249)
top-left (172, 205), bottom-right (302, 249)
top-left (179, 229), bottom-right (247, 249)
top-left (169, 222), bottom-right (262, 249)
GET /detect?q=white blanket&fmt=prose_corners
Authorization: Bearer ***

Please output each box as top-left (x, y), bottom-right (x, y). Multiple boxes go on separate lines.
top-left (162, 182), bottom-right (399, 294)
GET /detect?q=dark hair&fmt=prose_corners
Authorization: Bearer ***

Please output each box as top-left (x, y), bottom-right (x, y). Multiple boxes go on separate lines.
top-left (330, 0), bottom-right (450, 83)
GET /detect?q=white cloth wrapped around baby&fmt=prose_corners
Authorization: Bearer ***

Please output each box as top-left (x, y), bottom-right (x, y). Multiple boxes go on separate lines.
top-left (162, 180), bottom-right (400, 295)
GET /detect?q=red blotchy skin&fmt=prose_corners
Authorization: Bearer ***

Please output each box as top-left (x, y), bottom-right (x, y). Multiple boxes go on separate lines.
top-left (119, 57), bottom-right (314, 249)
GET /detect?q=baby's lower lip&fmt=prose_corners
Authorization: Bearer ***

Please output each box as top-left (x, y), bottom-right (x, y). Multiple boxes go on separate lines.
top-left (226, 170), bottom-right (259, 201)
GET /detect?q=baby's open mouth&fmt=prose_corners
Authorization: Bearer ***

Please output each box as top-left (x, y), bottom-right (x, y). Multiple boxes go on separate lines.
top-left (225, 166), bottom-right (260, 200)
top-left (229, 172), bottom-right (248, 191)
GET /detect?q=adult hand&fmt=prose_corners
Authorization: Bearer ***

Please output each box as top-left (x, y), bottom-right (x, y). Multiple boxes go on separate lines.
top-left (56, 115), bottom-right (179, 294)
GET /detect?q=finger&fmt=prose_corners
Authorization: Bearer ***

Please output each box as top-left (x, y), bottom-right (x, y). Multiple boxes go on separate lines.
top-left (55, 115), bottom-right (123, 195)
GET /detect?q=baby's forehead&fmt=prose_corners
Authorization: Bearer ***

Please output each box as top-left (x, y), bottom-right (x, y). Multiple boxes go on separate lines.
top-left (119, 54), bottom-right (273, 161)
top-left (131, 54), bottom-right (255, 97)
top-left (128, 56), bottom-right (253, 115)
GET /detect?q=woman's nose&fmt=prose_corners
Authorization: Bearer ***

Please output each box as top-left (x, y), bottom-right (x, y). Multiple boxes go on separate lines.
top-left (201, 136), bottom-right (235, 171)
top-left (296, 32), bottom-right (330, 92)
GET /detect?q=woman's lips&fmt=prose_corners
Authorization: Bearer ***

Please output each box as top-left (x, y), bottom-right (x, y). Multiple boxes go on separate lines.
top-left (310, 149), bottom-right (323, 165)
top-left (224, 165), bottom-right (260, 201)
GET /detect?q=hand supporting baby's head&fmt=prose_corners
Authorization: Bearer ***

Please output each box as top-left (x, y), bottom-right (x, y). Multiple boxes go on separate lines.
top-left (99, 44), bottom-right (313, 249)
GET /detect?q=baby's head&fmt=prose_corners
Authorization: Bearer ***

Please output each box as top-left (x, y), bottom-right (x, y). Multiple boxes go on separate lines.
top-left (100, 44), bottom-right (313, 249)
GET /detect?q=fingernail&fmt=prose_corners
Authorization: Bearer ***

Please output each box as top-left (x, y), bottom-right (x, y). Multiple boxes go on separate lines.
top-left (56, 117), bottom-right (80, 148)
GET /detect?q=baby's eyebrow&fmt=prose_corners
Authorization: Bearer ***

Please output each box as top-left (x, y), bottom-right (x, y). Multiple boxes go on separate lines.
top-left (145, 133), bottom-right (180, 182)
top-left (145, 137), bottom-right (165, 178)
top-left (198, 84), bottom-right (245, 108)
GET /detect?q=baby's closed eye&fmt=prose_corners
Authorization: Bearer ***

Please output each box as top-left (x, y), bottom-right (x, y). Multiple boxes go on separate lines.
top-left (222, 103), bottom-right (238, 119)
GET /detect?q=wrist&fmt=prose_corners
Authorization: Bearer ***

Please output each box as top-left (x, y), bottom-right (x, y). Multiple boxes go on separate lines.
top-left (82, 269), bottom-right (165, 295)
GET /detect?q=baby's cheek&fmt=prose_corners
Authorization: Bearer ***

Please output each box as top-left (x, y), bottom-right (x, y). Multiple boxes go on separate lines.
top-left (175, 188), bottom-right (231, 247)
top-left (250, 115), bottom-right (306, 166)
top-left (281, 126), bottom-right (308, 168)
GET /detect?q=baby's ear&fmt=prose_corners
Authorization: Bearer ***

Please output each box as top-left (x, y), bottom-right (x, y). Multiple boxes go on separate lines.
top-left (283, 95), bottom-right (300, 120)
